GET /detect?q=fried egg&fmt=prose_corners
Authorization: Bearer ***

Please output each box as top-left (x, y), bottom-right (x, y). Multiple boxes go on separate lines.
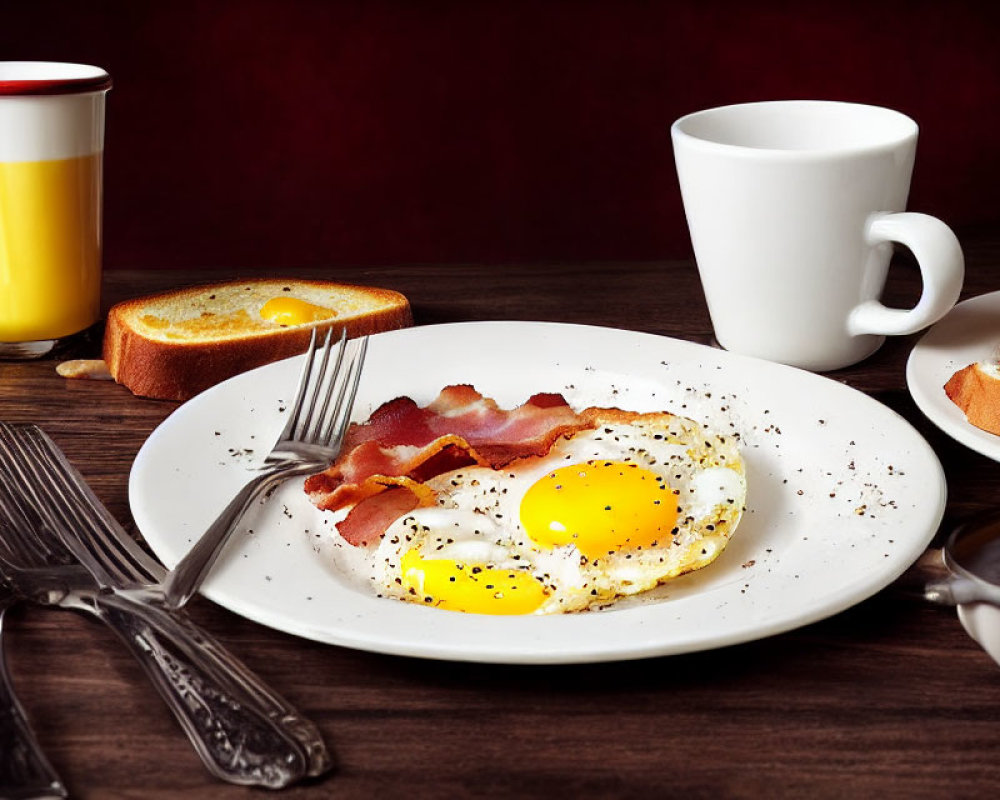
top-left (371, 408), bottom-right (746, 615)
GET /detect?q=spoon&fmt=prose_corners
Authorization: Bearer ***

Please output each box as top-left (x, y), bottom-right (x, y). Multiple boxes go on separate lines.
top-left (925, 510), bottom-right (1000, 666)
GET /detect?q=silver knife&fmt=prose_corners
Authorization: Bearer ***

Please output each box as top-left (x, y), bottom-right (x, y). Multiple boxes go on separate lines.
top-left (0, 587), bottom-right (67, 800)
top-left (0, 542), bottom-right (328, 789)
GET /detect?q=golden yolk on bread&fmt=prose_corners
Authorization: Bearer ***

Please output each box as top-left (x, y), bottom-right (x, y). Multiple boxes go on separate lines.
top-left (259, 297), bottom-right (337, 326)
top-left (520, 460), bottom-right (677, 559)
top-left (400, 549), bottom-right (547, 615)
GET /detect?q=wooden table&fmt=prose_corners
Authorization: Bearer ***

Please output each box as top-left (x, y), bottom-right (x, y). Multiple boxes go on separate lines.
top-left (3, 235), bottom-right (1000, 798)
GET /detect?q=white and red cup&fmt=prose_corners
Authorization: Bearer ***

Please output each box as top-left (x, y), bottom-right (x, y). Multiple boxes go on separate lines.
top-left (0, 61), bottom-right (111, 358)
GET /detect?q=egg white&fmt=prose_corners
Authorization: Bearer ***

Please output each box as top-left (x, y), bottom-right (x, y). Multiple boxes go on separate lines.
top-left (369, 409), bottom-right (746, 614)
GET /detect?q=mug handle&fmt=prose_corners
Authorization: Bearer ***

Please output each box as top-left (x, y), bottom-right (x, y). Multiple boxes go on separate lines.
top-left (847, 212), bottom-right (964, 336)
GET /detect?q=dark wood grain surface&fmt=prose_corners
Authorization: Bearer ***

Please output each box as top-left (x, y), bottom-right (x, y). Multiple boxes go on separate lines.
top-left (3, 235), bottom-right (1000, 798)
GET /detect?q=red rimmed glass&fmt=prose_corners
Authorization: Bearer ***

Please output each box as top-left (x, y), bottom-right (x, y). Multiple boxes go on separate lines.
top-left (0, 62), bottom-right (111, 359)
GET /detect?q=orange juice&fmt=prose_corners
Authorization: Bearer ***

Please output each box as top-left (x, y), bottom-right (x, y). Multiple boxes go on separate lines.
top-left (0, 152), bottom-right (102, 342)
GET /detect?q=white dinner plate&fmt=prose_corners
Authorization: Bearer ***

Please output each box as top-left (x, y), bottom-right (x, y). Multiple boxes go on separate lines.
top-left (907, 290), bottom-right (1000, 461)
top-left (131, 321), bottom-right (945, 664)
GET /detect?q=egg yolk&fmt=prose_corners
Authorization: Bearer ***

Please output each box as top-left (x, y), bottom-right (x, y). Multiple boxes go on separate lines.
top-left (520, 460), bottom-right (677, 559)
top-left (400, 549), bottom-right (547, 615)
top-left (259, 296), bottom-right (337, 326)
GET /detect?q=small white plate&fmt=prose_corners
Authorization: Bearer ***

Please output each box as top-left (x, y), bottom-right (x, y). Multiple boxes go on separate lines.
top-left (907, 290), bottom-right (1000, 461)
top-left (131, 321), bottom-right (945, 664)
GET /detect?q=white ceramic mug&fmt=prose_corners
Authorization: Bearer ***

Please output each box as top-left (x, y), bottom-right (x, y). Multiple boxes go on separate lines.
top-left (0, 61), bottom-right (111, 359)
top-left (671, 100), bottom-right (964, 371)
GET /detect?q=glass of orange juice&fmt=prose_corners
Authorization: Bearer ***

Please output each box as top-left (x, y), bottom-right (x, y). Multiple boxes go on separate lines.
top-left (0, 62), bottom-right (111, 359)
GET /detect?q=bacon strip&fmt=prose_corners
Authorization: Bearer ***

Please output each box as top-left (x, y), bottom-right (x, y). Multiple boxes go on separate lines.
top-left (339, 385), bottom-right (583, 456)
top-left (304, 385), bottom-right (594, 545)
top-left (335, 488), bottom-right (425, 547)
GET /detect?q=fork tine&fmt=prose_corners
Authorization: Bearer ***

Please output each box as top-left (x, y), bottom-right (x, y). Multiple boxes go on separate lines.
top-left (295, 327), bottom-right (335, 442)
top-left (5, 430), bottom-right (101, 570)
top-left (0, 426), bottom-right (69, 566)
top-left (0, 424), bottom-right (130, 586)
top-left (22, 432), bottom-right (128, 585)
top-left (17, 425), bottom-right (164, 583)
top-left (0, 430), bottom-right (100, 571)
top-left (320, 335), bottom-right (367, 449)
top-left (303, 328), bottom-right (347, 443)
top-left (0, 463), bottom-right (59, 567)
top-left (0, 480), bottom-right (38, 555)
top-left (19, 425), bottom-right (165, 586)
top-left (295, 328), bottom-right (334, 441)
top-left (280, 328), bottom-right (322, 442)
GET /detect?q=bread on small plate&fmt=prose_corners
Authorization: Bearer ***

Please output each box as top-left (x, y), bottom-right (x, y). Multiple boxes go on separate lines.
top-left (103, 278), bottom-right (411, 401)
top-left (944, 356), bottom-right (1000, 435)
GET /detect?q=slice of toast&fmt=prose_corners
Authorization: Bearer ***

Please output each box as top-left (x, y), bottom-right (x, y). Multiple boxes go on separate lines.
top-left (944, 359), bottom-right (1000, 435)
top-left (103, 278), bottom-right (411, 401)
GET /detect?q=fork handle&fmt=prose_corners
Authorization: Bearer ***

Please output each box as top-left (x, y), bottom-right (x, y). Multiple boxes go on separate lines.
top-left (77, 590), bottom-right (331, 787)
top-left (0, 601), bottom-right (68, 800)
top-left (161, 463), bottom-right (319, 609)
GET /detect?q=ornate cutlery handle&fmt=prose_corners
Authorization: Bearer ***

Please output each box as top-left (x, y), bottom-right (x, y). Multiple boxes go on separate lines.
top-left (0, 602), bottom-right (68, 799)
top-left (76, 591), bottom-right (331, 787)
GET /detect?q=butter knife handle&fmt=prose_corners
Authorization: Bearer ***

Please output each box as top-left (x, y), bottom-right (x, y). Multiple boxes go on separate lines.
top-left (84, 592), bottom-right (330, 787)
top-left (0, 604), bottom-right (68, 799)
top-left (140, 596), bottom-right (334, 777)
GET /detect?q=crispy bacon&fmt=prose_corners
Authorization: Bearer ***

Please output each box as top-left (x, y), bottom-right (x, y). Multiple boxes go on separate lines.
top-left (334, 488), bottom-right (425, 547)
top-left (304, 385), bottom-right (594, 545)
top-left (339, 385), bottom-right (583, 456)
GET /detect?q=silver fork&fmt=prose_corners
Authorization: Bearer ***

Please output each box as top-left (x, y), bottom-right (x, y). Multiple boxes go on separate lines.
top-left (0, 424), bottom-right (333, 786)
top-left (161, 327), bottom-right (367, 608)
top-left (0, 587), bottom-right (67, 799)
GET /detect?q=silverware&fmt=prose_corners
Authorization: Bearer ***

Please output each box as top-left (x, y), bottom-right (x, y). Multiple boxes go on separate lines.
top-left (925, 575), bottom-right (1000, 606)
top-left (924, 513), bottom-right (1000, 606)
top-left (924, 511), bottom-right (1000, 668)
top-left (160, 328), bottom-right (366, 608)
top-left (0, 423), bottom-right (333, 787)
top-left (0, 587), bottom-right (67, 800)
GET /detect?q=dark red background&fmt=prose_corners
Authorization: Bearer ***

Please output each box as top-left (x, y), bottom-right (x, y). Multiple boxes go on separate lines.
top-left (4, 0), bottom-right (999, 270)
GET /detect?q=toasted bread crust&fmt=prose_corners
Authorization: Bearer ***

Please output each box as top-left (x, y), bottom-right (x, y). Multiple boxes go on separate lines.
top-left (944, 362), bottom-right (1000, 435)
top-left (103, 278), bottom-right (411, 401)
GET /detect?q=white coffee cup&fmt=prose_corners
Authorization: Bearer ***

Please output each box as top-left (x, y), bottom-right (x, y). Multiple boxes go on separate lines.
top-left (671, 100), bottom-right (964, 371)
